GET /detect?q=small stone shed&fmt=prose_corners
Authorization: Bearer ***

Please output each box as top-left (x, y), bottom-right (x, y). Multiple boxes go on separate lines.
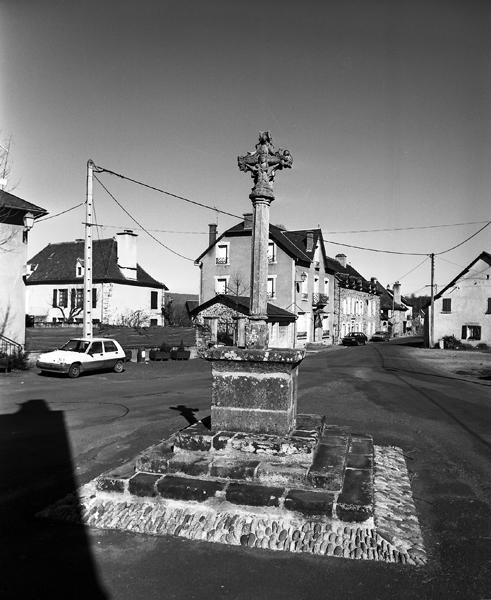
top-left (191, 294), bottom-right (296, 349)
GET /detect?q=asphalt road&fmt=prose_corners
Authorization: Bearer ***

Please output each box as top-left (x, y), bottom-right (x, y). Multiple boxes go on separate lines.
top-left (1, 341), bottom-right (490, 599)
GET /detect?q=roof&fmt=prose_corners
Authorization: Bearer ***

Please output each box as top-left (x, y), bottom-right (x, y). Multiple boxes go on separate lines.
top-left (190, 294), bottom-right (296, 322)
top-left (434, 251), bottom-right (491, 300)
top-left (195, 222), bottom-right (316, 267)
top-left (195, 218), bottom-right (378, 292)
top-left (374, 282), bottom-right (409, 311)
top-left (26, 237), bottom-right (166, 289)
top-left (0, 189), bottom-right (47, 217)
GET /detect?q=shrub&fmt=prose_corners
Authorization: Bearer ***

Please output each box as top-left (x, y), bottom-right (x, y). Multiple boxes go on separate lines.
top-left (442, 335), bottom-right (463, 350)
top-left (476, 343), bottom-right (489, 351)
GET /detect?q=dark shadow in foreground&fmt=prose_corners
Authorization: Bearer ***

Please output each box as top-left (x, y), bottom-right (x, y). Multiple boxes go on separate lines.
top-left (0, 399), bottom-right (108, 599)
top-left (169, 404), bottom-right (211, 430)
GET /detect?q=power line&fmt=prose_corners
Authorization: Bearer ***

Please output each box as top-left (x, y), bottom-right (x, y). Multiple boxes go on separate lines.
top-left (36, 202), bottom-right (84, 223)
top-left (435, 221), bottom-right (490, 255)
top-left (83, 222), bottom-right (207, 234)
top-left (323, 219), bottom-right (490, 234)
top-left (323, 238), bottom-right (428, 256)
top-left (93, 175), bottom-right (195, 262)
top-left (95, 164), bottom-right (243, 220)
top-left (396, 257), bottom-right (429, 282)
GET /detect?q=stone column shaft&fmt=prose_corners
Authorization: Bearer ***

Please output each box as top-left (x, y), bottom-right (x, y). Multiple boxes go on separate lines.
top-left (250, 198), bottom-right (271, 319)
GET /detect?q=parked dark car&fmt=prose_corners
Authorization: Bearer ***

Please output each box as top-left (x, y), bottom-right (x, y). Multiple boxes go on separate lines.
top-left (370, 330), bottom-right (390, 342)
top-left (342, 332), bottom-right (368, 346)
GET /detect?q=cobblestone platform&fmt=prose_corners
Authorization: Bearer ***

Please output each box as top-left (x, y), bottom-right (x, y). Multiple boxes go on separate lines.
top-left (39, 416), bottom-right (426, 565)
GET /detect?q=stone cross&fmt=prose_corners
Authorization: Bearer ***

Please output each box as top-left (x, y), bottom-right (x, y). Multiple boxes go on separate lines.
top-left (237, 132), bottom-right (293, 348)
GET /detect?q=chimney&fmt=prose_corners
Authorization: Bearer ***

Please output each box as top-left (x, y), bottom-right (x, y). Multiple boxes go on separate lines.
top-left (370, 277), bottom-right (378, 293)
top-left (306, 231), bottom-right (314, 253)
top-left (243, 213), bottom-right (253, 230)
top-left (393, 281), bottom-right (401, 305)
top-left (208, 223), bottom-right (217, 246)
top-left (335, 253), bottom-right (347, 268)
top-left (117, 229), bottom-right (138, 280)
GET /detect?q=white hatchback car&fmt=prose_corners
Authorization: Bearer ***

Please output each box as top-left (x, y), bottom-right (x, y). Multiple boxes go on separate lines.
top-left (36, 337), bottom-right (126, 378)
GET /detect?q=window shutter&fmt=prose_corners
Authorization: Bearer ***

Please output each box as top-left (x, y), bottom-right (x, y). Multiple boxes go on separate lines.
top-left (53, 289), bottom-right (58, 307)
top-left (92, 288), bottom-right (97, 308)
top-left (487, 298), bottom-right (491, 313)
top-left (70, 288), bottom-right (76, 308)
top-left (461, 326), bottom-right (467, 340)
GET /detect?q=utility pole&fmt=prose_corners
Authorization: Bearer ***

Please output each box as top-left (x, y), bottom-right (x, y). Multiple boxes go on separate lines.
top-left (83, 159), bottom-right (94, 339)
top-left (429, 253), bottom-right (435, 348)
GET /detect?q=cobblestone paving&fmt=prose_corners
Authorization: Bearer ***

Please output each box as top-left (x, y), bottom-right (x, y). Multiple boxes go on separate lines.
top-left (40, 446), bottom-right (426, 565)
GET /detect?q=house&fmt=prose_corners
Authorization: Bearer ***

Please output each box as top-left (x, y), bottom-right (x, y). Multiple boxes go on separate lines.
top-left (190, 294), bottom-right (296, 348)
top-left (376, 281), bottom-right (412, 337)
top-left (428, 251), bottom-right (491, 347)
top-left (332, 255), bottom-right (381, 341)
top-left (194, 216), bottom-right (380, 346)
top-left (25, 230), bottom-right (167, 327)
top-left (0, 190), bottom-right (47, 353)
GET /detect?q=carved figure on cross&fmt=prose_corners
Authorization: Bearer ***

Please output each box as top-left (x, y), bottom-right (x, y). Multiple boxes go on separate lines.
top-left (237, 131), bottom-right (293, 200)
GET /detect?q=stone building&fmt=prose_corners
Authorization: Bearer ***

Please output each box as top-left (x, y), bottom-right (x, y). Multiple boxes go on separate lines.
top-left (191, 293), bottom-right (296, 349)
top-left (26, 230), bottom-right (167, 326)
top-left (0, 190), bottom-right (47, 352)
top-left (376, 281), bottom-right (412, 337)
top-left (195, 217), bottom-right (380, 346)
top-left (332, 254), bottom-right (380, 340)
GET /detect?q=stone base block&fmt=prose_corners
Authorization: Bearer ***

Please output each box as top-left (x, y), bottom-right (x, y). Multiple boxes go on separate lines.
top-left (41, 446), bottom-right (426, 565)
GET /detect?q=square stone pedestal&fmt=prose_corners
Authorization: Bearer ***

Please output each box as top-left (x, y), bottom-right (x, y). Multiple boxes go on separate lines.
top-left (202, 347), bottom-right (306, 436)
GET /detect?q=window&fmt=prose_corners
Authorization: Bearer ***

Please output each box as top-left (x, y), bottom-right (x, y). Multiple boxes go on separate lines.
top-left (92, 288), bottom-right (97, 308)
top-left (442, 298), bottom-right (451, 312)
top-left (215, 277), bottom-right (228, 294)
top-left (89, 341), bottom-right (103, 354)
top-left (216, 244), bottom-right (229, 264)
top-left (267, 276), bottom-right (276, 299)
top-left (267, 242), bottom-right (276, 263)
top-left (150, 318), bottom-right (158, 326)
top-left (104, 340), bottom-right (118, 353)
top-left (53, 289), bottom-right (68, 308)
top-left (151, 290), bottom-right (158, 309)
top-left (461, 325), bottom-right (481, 341)
top-left (76, 259), bottom-right (84, 278)
top-left (75, 289), bottom-right (84, 308)
top-left (487, 298), bottom-right (491, 314)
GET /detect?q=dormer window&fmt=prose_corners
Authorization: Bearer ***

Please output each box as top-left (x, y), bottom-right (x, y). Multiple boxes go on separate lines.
top-left (26, 263), bottom-right (37, 277)
top-left (76, 258), bottom-right (84, 278)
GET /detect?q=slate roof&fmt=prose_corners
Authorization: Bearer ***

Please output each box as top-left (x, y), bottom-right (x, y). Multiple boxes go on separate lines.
top-left (26, 238), bottom-right (166, 289)
top-left (434, 251), bottom-right (491, 300)
top-left (190, 294), bottom-right (296, 322)
top-left (0, 189), bottom-right (47, 217)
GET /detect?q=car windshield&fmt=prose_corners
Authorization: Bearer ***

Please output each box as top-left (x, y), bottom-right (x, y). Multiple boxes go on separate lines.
top-left (60, 339), bottom-right (90, 353)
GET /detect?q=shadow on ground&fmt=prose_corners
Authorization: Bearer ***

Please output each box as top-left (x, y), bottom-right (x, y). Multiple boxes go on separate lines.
top-left (0, 399), bottom-right (108, 599)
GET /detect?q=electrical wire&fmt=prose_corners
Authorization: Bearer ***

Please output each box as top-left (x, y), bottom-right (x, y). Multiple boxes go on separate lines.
top-left (95, 164), bottom-right (243, 220)
top-left (83, 222), bottom-right (207, 234)
top-left (435, 221), bottom-right (490, 255)
top-left (36, 202), bottom-right (84, 223)
top-left (93, 175), bottom-right (195, 262)
top-left (396, 257), bottom-right (429, 282)
top-left (323, 238), bottom-right (428, 256)
top-left (323, 219), bottom-right (490, 234)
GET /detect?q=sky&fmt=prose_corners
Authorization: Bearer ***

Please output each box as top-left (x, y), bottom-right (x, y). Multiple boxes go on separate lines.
top-left (1, 0), bottom-right (490, 296)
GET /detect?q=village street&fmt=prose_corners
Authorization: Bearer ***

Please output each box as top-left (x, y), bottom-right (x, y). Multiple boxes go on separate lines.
top-left (1, 340), bottom-right (490, 599)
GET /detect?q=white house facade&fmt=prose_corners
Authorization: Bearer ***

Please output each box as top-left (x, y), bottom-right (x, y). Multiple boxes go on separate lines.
top-left (430, 251), bottom-right (491, 346)
top-left (26, 231), bottom-right (167, 326)
top-left (0, 190), bottom-right (46, 351)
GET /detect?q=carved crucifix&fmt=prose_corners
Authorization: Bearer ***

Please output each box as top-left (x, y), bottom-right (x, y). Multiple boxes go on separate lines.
top-left (238, 131), bottom-right (293, 201)
top-left (237, 132), bottom-right (293, 348)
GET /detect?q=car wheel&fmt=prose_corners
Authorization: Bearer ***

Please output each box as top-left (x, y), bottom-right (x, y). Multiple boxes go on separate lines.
top-left (113, 359), bottom-right (124, 373)
top-left (68, 363), bottom-right (81, 378)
